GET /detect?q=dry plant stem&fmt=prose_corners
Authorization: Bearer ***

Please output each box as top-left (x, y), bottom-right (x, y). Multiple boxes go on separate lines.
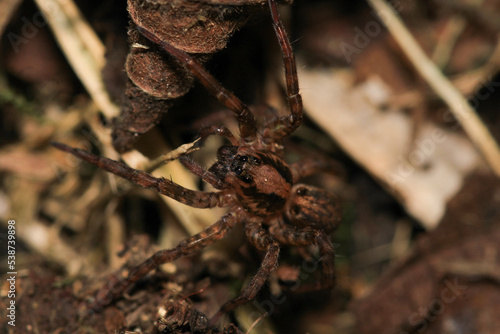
top-left (146, 139), bottom-right (201, 173)
top-left (0, 0), bottom-right (22, 36)
top-left (34, 0), bottom-right (119, 120)
top-left (432, 0), bottom-right (485, 71)
top-left (431, 15), bottom-right (467, 70)
top-left (35, 0), bottom-right (120, 171)
top-left (390, 37), bottom-right (500, 110)
top-left (438, 0), bottom-right (500, 33)
top-left (454, 39), bottom-right (500, 93)
top-left (367, 0), bottom-right (500, 177)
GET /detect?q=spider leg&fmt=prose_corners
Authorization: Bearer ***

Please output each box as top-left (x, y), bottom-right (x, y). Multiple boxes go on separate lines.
top-left (198, 124), bottom-right (239, 146)
top-left (52, 142), bottom-right (227, 208)
top-left (211, 219), bottom-right (280, 324)
top-left (268, 0), bottom-right (303, 138)
top-left (134, 25), bottom-right (258, 142)
top-left (90, 212), bottom-right (236, 310)
top-left (178, 124), bottom-right (239, 189)
top-left (179, 156), bottom-right (222, 189)
top-left (290, 155), bottom-right (344, 183)
top-left (269, 222), bottom-right (336, 293)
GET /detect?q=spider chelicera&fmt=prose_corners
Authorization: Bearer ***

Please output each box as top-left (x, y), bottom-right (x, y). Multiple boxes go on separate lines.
top-left (53, 0), bottom-right (341, 322)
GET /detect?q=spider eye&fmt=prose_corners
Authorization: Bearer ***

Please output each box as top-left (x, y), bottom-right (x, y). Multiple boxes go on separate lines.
top-left (296, 187), bottom-right (308, 196)
top-left (240, 174), bottom-right (254, 184)
top-left (237, 155), bottom-right (248, 162)
top-left (235, 167), bottom-right (243, 175)
top-left (251, 157), bottom-right (261, 165)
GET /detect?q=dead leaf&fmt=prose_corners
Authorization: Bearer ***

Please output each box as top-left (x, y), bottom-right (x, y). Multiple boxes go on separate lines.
top-left (299, 64), bottom-right (481, 228)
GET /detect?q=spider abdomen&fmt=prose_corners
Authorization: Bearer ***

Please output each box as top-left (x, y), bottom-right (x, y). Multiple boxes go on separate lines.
top-left (284, 185), bottom-right (341, 233)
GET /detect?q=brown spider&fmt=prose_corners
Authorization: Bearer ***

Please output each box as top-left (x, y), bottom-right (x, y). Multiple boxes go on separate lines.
top-left (52, 0), bottom-right (341, 323)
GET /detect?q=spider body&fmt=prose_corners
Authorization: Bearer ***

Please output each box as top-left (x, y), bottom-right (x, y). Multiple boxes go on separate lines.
top-left (52, 0), bottom-right (341, 323)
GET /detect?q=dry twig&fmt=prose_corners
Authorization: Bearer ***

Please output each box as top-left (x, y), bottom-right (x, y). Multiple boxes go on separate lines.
top-left (367, 0), bottom-right (500, 177)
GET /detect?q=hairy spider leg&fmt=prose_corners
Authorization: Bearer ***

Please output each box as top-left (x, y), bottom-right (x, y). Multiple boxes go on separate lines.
top-left (90, 213), bottom-right (236, 310)
top-left (51, 142), bottom-right (225, 208)
top-left (134, 25), bottom-right (258, 142)
top-left (211, 219), bottom-right (280, 325)
top-left (269, 223), bottom-right (336, 293)
top-left (179, 156), bottom-right (222, 189)
top-left (198, 124), bottom-right (239, 146)
top-left (267, 0), bottom-right (303, 139)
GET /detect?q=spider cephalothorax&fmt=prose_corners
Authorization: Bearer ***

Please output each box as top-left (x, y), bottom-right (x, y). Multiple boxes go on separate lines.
top-left (222, 146), bottom-right (293, 215)
top-left (53, 0), bottom-right (341, 323)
